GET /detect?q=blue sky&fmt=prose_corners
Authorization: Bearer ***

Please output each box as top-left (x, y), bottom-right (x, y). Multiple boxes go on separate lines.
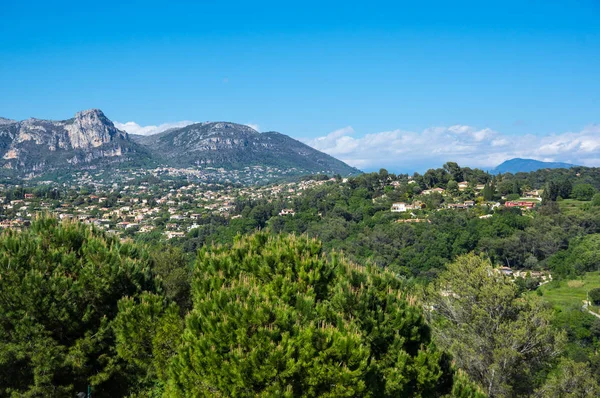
top-left (1, 1), bottom-right (599, 172)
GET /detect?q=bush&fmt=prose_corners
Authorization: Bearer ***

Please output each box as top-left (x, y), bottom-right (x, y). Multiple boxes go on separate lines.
top-left (590, 288), bottom-right (600, 305)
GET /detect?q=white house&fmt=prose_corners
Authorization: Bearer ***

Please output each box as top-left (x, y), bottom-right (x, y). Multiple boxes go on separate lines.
top-left (391, 203), bottom-right (408, 212)
top-left (279, 208), bottom-right (295, 216)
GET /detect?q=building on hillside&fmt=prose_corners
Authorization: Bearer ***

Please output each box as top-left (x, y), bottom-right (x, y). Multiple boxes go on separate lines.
top-left (391, 203), bottom-right (408, 212)
top-left (165, 231), bottom-right (185, 239)
top-left (458, 181), bottom-right (469, 191)
top-left (497, 266), bottom-right (514, 276)
top-left (279, 208), bottom-right (295, 216)
top-left (139, 225), bottom-right (155, 233)
top-left (523, 190), bottom-right (543, 199)
top-left (505, 201), bottom-right (536, 209)
top-left (422, 188), bottom-right (446, 195)
top-left (396, 218), bottom-right (429, 223)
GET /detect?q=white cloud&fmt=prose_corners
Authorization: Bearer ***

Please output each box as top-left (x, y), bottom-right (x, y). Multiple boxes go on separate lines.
top-left (305, 123), bottom-right (600, 172)
top-left (245, 123), bottom-right (260, 132)
top-left (114, 120), bottom-right (196, 136)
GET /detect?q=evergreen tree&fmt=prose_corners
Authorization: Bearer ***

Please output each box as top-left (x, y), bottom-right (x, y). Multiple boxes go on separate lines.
top-left (166, 232), bottom-right (454, 397)
top-left (112, 293), bottom-right (183, 397)
top-left (0, 217), bottom-right (156, 397)
top-left (482, 183), bottom-right (494, 201)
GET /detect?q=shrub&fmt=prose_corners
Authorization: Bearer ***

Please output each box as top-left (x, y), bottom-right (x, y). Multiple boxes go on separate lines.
top-left (590, 288), bottom-right (600, 305)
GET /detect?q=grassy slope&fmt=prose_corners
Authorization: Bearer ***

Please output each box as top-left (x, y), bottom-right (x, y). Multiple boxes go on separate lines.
top-left (558, 199), bottom-right (591, 216)
top-left (540, 271), bottom-right (600, 315)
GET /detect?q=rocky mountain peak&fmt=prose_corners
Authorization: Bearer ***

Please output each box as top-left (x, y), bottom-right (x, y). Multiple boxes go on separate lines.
top-left (73, 109), bottom-right (113, 127)
top-left (66, 109), bottom-right (126, 149)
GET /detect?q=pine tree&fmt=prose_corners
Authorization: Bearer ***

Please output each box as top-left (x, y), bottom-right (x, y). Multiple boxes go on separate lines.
top-left (112, 293), bottom-right (183, 396)
top-left (165, 232), bottom-right (454, 397)
top-left (0, 217), bottom-right (157, 397)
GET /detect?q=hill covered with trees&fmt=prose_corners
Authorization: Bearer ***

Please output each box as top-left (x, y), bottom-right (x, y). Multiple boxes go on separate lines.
top-left (2, 162), bottom-right (600, 396)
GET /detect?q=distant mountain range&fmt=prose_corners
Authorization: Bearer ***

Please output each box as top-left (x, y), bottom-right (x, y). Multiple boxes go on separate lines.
top-left (0, 109), bottom-right (360, 179)
top-left (491, 158), bottom-right (577, 174)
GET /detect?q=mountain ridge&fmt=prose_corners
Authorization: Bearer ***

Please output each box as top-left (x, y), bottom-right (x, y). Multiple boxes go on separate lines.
top-left (491, 158), bottom-right (577, 174)
top-left (130, 120), bottom-right (359, 175)
top-left (0, 110), bottom-right (360, 179)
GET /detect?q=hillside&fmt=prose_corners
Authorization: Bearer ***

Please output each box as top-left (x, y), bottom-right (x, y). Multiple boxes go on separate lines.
top-left (130, 121), bottom-right (360, 175)
top-left (491, 158), bottom-right (576, 174)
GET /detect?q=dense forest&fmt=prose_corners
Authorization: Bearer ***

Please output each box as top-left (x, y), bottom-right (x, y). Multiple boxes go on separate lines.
top-left (2, 164), bottom-right (600, 397)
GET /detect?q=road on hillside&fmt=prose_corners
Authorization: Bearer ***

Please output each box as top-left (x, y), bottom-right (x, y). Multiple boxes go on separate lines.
top-left (582, 301), bottom-right (600, 319)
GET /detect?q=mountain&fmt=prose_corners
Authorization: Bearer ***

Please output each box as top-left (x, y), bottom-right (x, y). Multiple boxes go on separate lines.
top-left (130, 121), bottom-right (359, 176)
top-left (491, 158), bottom-right (577, 174)
top-left (0, 110), bottom-right (360, 179)
top-left (0, 109), bottom-right (145, 173)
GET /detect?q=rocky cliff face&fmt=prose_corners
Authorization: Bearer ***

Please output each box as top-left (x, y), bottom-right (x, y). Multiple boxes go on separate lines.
top-left (0, 109), bottom-right (138, 171)
top-left (66, 109), bottom-right (126, 149)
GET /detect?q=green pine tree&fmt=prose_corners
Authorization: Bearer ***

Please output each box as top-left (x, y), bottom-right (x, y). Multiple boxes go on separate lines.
top-left (165, 232), bottom-right (454, 397)
top-left (0, 216), bottom-right (157, 397)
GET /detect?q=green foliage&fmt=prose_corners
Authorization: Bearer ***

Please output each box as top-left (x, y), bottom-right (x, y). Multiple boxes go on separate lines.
top-left (505, 193), bottom-right (520, 201)
top-left (535, 358), bottom-right (600, 397)
top-left (447, 180), bottom-right (459, 195)
top-left (166, 232), bottom-right (454, 397)
top-left (428, 254), bottom-right (565, 397)
top-left (482, 182), bottom-right (494, 201)
top-left (450, 370), bottom-right (488, 398)
top-left (150, 245), bottom-right (193, 313)
top-left (112, 293), bottom-right (183, 397)
top-left (571, 184), bottom-right (597, 201)
top-left (549, 235), bottom-right (600, 277)
top-left (0, 217), bottom-right (156, 397)
top-left (589, 288), bottom-right (600, 305)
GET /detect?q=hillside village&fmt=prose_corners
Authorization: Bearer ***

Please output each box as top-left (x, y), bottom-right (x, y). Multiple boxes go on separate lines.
top-left (0, 167), bottom-right (548, 241)
top-left (0, 170), bottom-right (337, 239)
top-left (389, 179), bottom-right (542, 220)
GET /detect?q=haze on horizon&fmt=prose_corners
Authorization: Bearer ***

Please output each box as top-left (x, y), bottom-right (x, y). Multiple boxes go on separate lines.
top-left (1, 0), bottom-right (599, 173)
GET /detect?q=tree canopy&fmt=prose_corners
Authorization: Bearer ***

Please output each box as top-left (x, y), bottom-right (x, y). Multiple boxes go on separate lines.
top-left (428, 254), bottom-right (565, 397)
top-left (0, 217), bottom-right (156, 396)
top-left (165, 232), bottom-right (455, 397)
